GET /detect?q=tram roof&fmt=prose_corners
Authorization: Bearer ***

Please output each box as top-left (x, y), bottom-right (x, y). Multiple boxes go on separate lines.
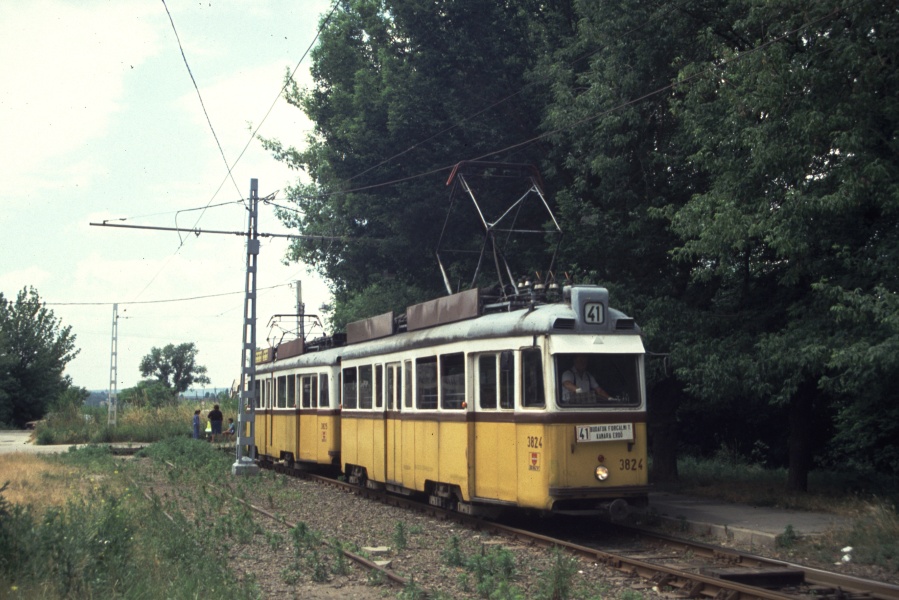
top-left (256, 286), bottom-right (642, 372)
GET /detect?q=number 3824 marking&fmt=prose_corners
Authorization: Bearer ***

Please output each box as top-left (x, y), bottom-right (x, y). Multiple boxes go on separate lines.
top-left (619, 458), bottom-right (643, 471)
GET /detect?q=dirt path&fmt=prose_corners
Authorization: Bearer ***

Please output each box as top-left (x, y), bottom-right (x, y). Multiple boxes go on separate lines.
top-left (0, 430), bottom-right (79, 454)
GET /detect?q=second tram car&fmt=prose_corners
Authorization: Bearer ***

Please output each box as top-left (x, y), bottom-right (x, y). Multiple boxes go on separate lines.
top-left (253, 284), bottom-right (649, 517)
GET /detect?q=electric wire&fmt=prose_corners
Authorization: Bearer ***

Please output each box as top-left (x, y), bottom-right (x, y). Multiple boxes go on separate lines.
top-left (160, 0), bottom-right (243, 203)
top-left (218, 0), bottom-right (342, 196)
top-left (44, 283), bottom-right (293, 307)
top-left (340, 0), bottom-right (691, 186)
top-left (287, 2), bottom-right (855, 201)
top-left (100, 199), bottom-right (245, 226)
top-left (131, 1), bottom-right (341, 304)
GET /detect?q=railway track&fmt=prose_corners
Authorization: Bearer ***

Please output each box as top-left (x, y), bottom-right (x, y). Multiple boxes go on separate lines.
top-left (262, 457), bottom-right (899, 600)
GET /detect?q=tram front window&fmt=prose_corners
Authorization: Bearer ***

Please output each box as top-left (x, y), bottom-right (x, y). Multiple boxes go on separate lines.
top-left (556, 353), bottom-right (640, 408)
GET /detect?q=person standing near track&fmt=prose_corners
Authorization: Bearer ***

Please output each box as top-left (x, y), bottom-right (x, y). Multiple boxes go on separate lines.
top-left (207, 404), bottom-right (223, 442)
top-left (192, 409), bottom-right (201, 439)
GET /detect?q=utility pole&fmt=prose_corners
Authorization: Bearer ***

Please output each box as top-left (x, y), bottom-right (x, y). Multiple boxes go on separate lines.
top-left (91, 178), bottom-right (343, 475)
top-left (108, 304), bottom-right (118, 426)
top-left (233, 179), bottom-right (260, 476)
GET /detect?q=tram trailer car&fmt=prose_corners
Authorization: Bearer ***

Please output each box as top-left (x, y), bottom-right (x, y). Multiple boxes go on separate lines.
top-left (254, 285), bottom-right (649, 518)
top-left (253, 339), bottom-right (342, 472)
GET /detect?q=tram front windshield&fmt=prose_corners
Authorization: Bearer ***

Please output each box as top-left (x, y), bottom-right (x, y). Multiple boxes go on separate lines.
top-left (555, 353), bottom-right (641, 408)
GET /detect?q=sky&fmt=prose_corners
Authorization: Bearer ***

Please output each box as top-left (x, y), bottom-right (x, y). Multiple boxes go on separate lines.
top-left (1, 0), bottom-right (335, 392)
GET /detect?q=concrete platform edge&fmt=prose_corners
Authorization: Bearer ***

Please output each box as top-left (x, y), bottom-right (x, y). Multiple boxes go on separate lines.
top-left (654, 514), bottom-right (820, 549)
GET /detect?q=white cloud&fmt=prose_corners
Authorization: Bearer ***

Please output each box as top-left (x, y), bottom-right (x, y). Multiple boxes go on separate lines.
top-left (2, 0), bottom-right (335, 391)
top-left (0, 1), bottom-right (161, 189)
top-left (0, 267), bottom-right (52, 295)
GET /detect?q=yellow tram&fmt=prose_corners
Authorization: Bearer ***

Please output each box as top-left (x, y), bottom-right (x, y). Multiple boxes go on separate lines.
top-left (254, 284), bottom-right (649, 517)
top-left (253, 339), bottom-right (342, 470)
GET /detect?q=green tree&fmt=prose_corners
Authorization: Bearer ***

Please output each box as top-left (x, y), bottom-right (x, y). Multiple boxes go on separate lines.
top-left (669, 0), bottom-right (899, 486)
top-left (0, 287), bottom-right (79, 427)
top-left (263, 0), bottom-right (556, 324)
top-left (532, 0), bottom-right (720, 481)
top-left (52, 386), bottom-right (89, 412)
top-left (138, 343), bottom-right (210, 394)
top-left (119, 380), bottom-right (177, 409)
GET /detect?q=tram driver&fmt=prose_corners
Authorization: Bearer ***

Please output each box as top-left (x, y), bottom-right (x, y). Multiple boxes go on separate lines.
top-left (561, 354), bottom-right (612, 403)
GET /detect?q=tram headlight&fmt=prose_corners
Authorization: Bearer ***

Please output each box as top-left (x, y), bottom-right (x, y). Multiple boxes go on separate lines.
top-left (594, 465), bottom-right (610, 481)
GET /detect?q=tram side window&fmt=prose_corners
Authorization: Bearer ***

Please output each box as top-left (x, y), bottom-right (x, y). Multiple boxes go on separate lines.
top-left (310, 376), bottom-right (318, 408)
top-left (319, 374), bottom-right (329, 408)
top-left (479, 355), bottom-right (497, 409)
top-left (288, 375), bottom-right (297, 408)
top-left (386, 366), bottom-right (394, 410)
top-left (359, 365), bottom-right (373, 409)
top-left (375, 365), bottom-right (383, 408)
top-left (343, 367), bottom-right (358, 409)
top-left (279, 376), bottom-right (288, 408)
top-left (404, 360), bottom-right (413, 408)
top-left (499, 351), bottom-right (514, 409)
top-left (440, 353), bottom-right (465, 409)
top-left (276, 376), bottom-right (287, 408)
top-left (416, 356), bottom-right (438, 409)
top-left (254, 380), bottom-right (261, 409)
top-left (302, 376), bottom-right (312, 408)
top-left (521, 348), bottom-right (545, 408)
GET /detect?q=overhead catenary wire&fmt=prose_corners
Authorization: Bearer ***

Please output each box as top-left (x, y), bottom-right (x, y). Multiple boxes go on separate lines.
top-left (339, 0), bottom-right (694, 186)
top-left (160, 0), bottom-right (243, 204)
top-left (127, 1), bottom-right (342, 304)
top-left (284, 1), bottom-right (854, 203)
top-left (44, 283), bottom-right (293, 307)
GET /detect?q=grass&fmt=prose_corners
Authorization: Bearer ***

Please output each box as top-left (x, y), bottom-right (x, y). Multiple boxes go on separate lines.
top-left (0, 441), bottom-right (256, 599)
top-left (0, 454), bottom-right (89, 510)
top-left (13, 408), bottom-right (899, 584)
top-left (673, 455), bottom-right (898, 514)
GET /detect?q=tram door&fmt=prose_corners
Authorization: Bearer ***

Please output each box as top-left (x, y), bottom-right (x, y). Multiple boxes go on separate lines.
top-left (472, 352), bottom-right (517, 502)
top-left (385, 362), bottom-right (403, 485)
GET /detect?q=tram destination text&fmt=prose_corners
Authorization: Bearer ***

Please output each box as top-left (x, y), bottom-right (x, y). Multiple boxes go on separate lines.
top-left (575, 423), bottom-right (634, 443)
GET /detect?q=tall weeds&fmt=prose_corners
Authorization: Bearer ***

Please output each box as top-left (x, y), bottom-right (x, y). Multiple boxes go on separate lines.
top-left (0, 443), bottom-right (254, 599)
top-left (35, 400), bottom-right (239, 445)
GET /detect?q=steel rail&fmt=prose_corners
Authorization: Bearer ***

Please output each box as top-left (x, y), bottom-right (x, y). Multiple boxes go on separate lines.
top-left (153, 458), bottom-right (409, 590)
top-left (224, 489), bottom-right (408, 588)
top-left (614, 525), bottom-right (899, 600)
top-left (262, 459), bottom-right (899, 600)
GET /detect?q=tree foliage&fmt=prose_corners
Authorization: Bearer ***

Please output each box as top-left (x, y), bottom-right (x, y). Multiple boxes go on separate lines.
top-left (666, 0), bottom-right (899, 485)
top-left (262, 0), bottom-right (560, 323)
top-left (270, 0), bottom-right (899, 483)
top-left (119, 380), bottom-right (178, 409)
top-left (138, 343), bottom-right (210, 394)
top-left (0, 287), bottom-right (79, 427)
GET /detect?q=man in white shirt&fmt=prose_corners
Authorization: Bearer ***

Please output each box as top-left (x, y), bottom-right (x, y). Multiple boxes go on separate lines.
top-left (561, 355), bottom-right (611, 402)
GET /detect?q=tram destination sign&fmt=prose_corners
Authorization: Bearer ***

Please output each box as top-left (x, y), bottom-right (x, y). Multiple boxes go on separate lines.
top-left (575, 423), bottom-right (634, 443)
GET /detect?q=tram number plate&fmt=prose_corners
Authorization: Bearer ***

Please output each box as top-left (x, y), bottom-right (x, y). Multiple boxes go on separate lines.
top-left (583, 302), bottom-right (604, 324)
top-left (576, 423), bottom-right (634, 443)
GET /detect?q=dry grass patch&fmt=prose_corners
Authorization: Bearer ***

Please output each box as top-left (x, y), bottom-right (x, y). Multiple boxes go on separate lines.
top-left (0, 453), bottom-right (103, 510)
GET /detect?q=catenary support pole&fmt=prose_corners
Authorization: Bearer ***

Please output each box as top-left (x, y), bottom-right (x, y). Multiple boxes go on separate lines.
top-left (108, 303), bottom-right (118, 426)
top-left (233, 179), bottom-right (260, 476)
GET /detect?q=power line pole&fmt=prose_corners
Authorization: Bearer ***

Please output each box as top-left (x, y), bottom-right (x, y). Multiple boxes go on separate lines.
top-left (232, 179), bottom-right (260, 476)
top-left (108, 304), bottom-right (118, 426)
